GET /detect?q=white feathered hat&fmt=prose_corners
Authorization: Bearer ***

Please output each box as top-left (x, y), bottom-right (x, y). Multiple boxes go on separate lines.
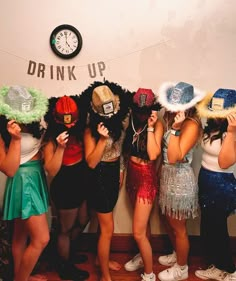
top-left (158, 81), bottom-right (206, 112)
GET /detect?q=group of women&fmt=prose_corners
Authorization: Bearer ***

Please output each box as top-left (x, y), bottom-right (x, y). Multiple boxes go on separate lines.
top-left (0, 81), bottom-right (235, 281)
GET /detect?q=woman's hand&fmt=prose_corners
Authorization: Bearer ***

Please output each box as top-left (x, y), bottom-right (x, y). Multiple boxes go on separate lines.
top-left (172, 111), bottom-right (186, 130)
top-left (148, 110), bottom-right (158, 128)
top-left (97, 122), bottom-right (109, 139)
top-left (56, 131), bottom-right (69, 148)
top-left (227, 112), bottom-right (236, 133)
top-left (7, 120), bottom-right (21, 140)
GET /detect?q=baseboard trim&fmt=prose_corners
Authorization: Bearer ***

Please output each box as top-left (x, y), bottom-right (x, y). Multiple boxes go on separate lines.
top-left (76, 233), bottom-right (236, 255)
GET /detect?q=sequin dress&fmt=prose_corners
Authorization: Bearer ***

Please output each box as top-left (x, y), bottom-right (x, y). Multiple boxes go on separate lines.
top-left (199, 134), bottom-right (236, 214)
top-left (159, 129), bottom-right (199, 219)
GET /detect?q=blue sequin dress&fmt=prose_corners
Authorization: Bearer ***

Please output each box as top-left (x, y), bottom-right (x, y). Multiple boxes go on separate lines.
top-left (199, 135), bottom-right (236, 214)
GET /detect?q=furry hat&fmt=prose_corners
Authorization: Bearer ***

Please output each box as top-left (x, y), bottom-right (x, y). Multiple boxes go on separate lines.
top-left (80, 80), bottom-right (131, 141)
top-left (158, 81), bottom-right (206, 112)
top-left (91, 85), bottom-right (120, 118)
top-left (133, 88), bottom-right (155, 107)
top-left (0, 85), bottom-right (48, 124)
top-left (196, 88), bottom-right (236, 118)
top-left (132, 88), bottom-right (161, 113)
top-left (80, 80), bottom-right (131, 119)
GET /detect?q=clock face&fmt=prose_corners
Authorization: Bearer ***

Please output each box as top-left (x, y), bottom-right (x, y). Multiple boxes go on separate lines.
top-left (50, 25), bottom-right (83, 59)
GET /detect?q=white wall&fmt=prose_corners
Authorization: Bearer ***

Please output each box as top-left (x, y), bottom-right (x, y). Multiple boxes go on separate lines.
top-left (0, 0), bottom-right (236, 235)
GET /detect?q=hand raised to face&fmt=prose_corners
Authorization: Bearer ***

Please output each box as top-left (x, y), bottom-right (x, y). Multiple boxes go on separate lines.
top-left (56, 131), bottom-right (69, 148)
top-left (7, 120), bottom-right (21, 140)
top-left (226, 112), bottom-right (236, 133)
top-left (172, 111), bottom-right (186, 130)
top-left (97, 122), bottom-right (109, 139)
top-left (148, 110), bottom-right (158, 128)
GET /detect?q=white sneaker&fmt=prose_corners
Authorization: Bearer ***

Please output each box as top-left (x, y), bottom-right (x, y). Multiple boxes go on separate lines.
top-left (158, 251), bottom-right (177, 266)
top-left (124, 253), bottom-right (144, 271)
top-left (141, 273), bottom-right (156, 281)
top-left (158, 263), bottom-right (188, 281)
top-left (195, 265), bottom-right (225, 280)
top-left (220, 271), bottom-right (236, 281)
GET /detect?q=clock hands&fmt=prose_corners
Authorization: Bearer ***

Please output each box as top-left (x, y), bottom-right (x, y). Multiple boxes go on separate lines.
top-left (65, 33), bottom-right (72, 49)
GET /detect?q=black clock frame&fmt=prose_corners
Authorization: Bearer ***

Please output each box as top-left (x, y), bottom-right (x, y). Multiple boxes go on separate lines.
top-left (50, 24), bottom-right (83, 59)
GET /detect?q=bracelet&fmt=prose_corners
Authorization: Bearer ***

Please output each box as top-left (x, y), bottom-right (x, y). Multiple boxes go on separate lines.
top-left (170, 129), bottom-right (181, 136)
top-left (147, 127), bottom-right (155, 132)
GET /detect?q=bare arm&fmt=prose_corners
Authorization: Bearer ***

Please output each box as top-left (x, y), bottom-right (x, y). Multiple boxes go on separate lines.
top-left (84, 123), bottom-right (109, 169)
top-left (167, 112), bottom-right (200, 164)
top-left (147, 111), bottom-right (164, 160)
top-left (218, 112), bottom-right (236, 169)
top-left (0, 120), bottom-right (21, 177)
top-left (43, 131), bottom-right (68, 177)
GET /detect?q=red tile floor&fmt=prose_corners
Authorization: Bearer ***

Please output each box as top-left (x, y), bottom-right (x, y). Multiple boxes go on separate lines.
top-left (38, 252), bottom-right (208, 281)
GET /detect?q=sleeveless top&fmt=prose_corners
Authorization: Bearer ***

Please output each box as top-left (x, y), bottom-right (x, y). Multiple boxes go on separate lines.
top-left (201, 132), bottom-right (235, 173)
top-left (162, 129), bottom-right (194, 165)
top-left (130, 127), bottom-right (149, 160)
top-left (101, 130), bottom-right (125, 162)
top-left (20, 133), bottom-right (42, 164)
top-left (62, 135), bottom-right (83, 165)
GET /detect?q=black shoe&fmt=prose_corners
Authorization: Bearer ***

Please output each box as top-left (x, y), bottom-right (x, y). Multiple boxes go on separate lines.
top-left (70, 253), bottom-right (88, 264)
top-left (58, 261), bottom-right (89, 280)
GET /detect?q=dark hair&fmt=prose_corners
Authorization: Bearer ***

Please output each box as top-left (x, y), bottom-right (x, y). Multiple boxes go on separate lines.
top-left (203, 118), bottom-right (228, 144)
top-left (88, 109), bottom-right (127, 142)
top-left (131, 100), bottom-right (162, 116)
top-left (123, 110), bottom-right (151, 159)
top-left (0, 115), bottom-right (43, 147)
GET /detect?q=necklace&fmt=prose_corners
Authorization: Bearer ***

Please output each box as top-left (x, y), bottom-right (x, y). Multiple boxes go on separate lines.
top-left (131, 114), bottom-right (147, 150)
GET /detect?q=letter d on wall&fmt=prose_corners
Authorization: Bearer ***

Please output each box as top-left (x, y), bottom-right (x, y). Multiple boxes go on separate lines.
top-left (27, 60), bottom-right (36, 75)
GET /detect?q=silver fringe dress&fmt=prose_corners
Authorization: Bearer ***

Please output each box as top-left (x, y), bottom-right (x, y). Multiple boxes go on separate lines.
top-left (159, 130), bottom-right (199, 219)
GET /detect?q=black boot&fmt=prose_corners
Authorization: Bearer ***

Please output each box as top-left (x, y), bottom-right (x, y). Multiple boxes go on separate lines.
top-left (70, 253), bottom-right (88, 264)
top-left (57, 260), bottom-right (89, 280)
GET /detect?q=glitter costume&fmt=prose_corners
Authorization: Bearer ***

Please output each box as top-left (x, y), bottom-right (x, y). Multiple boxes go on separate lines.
top-left (123, 88), bottom-right (163, 278)
top-left (126, 159), bottom-right (157, 205)
top-left (159, 129), bottom-right (199, 219)
top-left (157, 81), bottom-right (206, 281)
top-left (195, 88), bottom-right (236, 276)
top-left (126, 116), bottom-right (159, 204)
top-left (198, 133), bottom-right (236, 273)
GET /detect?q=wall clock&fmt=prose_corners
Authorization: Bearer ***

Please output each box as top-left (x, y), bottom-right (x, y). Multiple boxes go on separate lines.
top-left (50, 24), bottom-right (83, 59)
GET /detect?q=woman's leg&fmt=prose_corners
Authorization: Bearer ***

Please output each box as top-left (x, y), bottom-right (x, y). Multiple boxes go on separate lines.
top-left (55, 208), bottom-right (89, 280)
top-left (57, 208), bottom-right (79, 260)
top-left (97, 211), bottom-right (117, 281)
top-left (71, 200), bottom-right (90, 241)
top-left (95, 224), bottom-right (122, 271)
top-left (160, 213), bottom-right (176, 251)
top-left (133, 199), bottom-right (154, 274)
top-left (69, 200), bottom-right (90, 262)
top-left (201, 207), bottom-right (235, 273)
top-left (12, 219), bottom-right (28, 278)
top-left (14, 214), bottom-right (49, 281)
top-left (166, 216), bottom-right (189, 266)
